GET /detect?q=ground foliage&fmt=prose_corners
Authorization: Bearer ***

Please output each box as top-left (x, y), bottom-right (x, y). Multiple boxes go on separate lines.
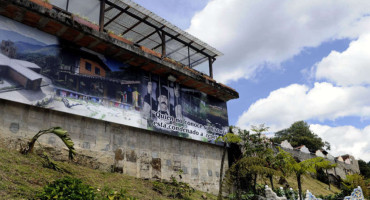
top-left (0, 146), bottom-right (216, 200)
top-left (37, 176), bottom-right (138, 200)
top-left (37, 176), bottom-right (96, 200)
top-left (152, 175), bottom-right (195, 199)
top-left (318, 174), bottom-right (369, 200)
top-left (223, 124), bottom-right (340, 200)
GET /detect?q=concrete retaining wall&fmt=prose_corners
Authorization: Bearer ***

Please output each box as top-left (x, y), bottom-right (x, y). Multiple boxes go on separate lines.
top-left (0, 99), bottom-right (226, 194)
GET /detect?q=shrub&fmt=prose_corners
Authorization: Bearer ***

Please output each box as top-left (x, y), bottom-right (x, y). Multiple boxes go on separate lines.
top-left (97, 186), bottom-right (137, 200)
top-left (37, 177), bottom-right (95, 200)
top-left (227, 191), bottom-right (254, 200)
top-left (153, 175), bottom-right (195, 199)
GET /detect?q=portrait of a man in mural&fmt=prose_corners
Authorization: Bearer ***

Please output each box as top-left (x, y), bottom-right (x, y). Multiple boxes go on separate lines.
top-left (142, 81), bottom-right (152, 119)
top-left (158, 86), bottom-right (170, 115)
top-left (174, 84), bottom-right (183, 119)
top-left (132, 87), bottom-right (139, 110)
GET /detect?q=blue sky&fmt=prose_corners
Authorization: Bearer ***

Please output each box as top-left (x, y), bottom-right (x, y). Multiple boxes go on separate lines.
top-left (133, 0), bottom-right (370, 161)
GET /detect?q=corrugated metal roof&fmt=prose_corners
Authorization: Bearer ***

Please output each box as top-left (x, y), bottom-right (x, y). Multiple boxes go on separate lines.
top-left (103, 0), bottom-right (222, 67)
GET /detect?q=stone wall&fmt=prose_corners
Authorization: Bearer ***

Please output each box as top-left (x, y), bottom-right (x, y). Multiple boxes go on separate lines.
top-left (279, 145), bottom-right (360, 180)
top-left (0, 99), bottom-right (226, 194)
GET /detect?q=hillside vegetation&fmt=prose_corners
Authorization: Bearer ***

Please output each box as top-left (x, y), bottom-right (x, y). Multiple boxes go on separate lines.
top-left (0, 147), bottom-right (216, 200)
top-left (0, 146), bottom-right (341, 199)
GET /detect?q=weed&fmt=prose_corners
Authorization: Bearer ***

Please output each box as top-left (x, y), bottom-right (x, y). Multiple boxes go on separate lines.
top-left (40, 152), bottom-right (70, 174)
top-left (37, 176), bottom-right (96, 200)
top-left (153, 175), bottom-right (195, 199)
top-left (97, 186), bottom-right (137, 200)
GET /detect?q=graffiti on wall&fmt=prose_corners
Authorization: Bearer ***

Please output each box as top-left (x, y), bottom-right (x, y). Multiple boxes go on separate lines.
top-left (0, 16), bottom-right (228, 144)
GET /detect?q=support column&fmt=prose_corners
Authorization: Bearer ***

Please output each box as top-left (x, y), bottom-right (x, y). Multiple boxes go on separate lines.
top-left (99, 0), bottom-right (106, 32)
top-left (161, 31), bottom-right (166, 58)
top-left (208, 57), bottom-right (213, 78)
top-left (188, 45), bottom-right (191, 67)
top-left (66, 0), bottom-right (70, 11)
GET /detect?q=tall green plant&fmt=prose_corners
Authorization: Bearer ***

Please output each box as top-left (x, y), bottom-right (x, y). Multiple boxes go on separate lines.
top-left (342, 174), bottom-right (369, 198)
top-left (224, 124), bottom-right (280, 199)
top-left (315, 160), bottom-right (337, 190)
top-left (241, 124), bottom-right (273, 192)
top-left (21, 127), bottom-right (76, 160)
top-left (38, 176), bottom-right (95, 200)
top-left (277, 148), bottom-right (325, 200)
top-left (216, 129), bottom-right (241, 200)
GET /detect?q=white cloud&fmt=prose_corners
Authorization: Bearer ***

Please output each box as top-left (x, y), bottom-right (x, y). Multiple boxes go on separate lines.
top-left (310, 124), bottom-right (370, 161)
top-left (316, 33), bottom-right (370, 86)
top-left (236, 82), bottom-right (370, 131)
top-left (187, 0), bottom-right (370, 83)
top-left (188, 0), bottom-right (370, 160)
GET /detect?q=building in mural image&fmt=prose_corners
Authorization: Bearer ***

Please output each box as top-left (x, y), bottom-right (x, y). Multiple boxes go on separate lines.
top-left (0, 10), bottom-right (232, 143)
top-left (0, 0), bottom-right (239, 194)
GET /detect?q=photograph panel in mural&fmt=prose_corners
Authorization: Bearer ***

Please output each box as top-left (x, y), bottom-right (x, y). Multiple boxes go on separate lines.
top-left (0, 15), bottom-right (228, 144)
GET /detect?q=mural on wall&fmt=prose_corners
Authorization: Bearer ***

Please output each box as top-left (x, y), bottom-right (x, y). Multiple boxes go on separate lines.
top-left (0, 16), bottom-right (228, 144)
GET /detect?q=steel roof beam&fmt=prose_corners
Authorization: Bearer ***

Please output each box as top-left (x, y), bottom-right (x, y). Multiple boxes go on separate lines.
top-left (189, 57), bottom-right (207, 68)
top-left (135, 25), bottom-right (165, 44)
top-left (104, 5), bottom-right (114, 12)
top-left (179, 47), bottom-right (206, 63)
top-left (104, 0), bottom-right (213, 58)
top-left (152, 33), bottom-right (180, 50)
top-left (166, 43), bottom-right (189, 57)
top-left (121, 16), bottom-right (149, 36)
top-left (104, 7), bottom-right (129, 27)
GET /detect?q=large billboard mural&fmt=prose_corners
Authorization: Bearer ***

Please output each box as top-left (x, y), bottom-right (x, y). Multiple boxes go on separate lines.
top-left (0, 16), bottom-right (228, 144)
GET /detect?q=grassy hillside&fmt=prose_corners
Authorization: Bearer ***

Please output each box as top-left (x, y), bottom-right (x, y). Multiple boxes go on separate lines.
top-left (0, 146), bottom-right (341, 199)
top-left (0, 147), bottom-right (216, 200)
top-left (275, 175), bottom-right (340, 196)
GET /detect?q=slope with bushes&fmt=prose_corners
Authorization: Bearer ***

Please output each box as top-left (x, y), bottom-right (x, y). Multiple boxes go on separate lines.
top-left (0, 147), bottom-right (216, 200)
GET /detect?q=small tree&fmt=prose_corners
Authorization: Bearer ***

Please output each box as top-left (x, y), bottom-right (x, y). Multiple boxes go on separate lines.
top-left (21, 127), bottom-right (76, 160)
top-left (216, 130), bottom-right (241, 200)
top-left (224, 125), bottom-right (278, 198)
top-left (316, 160), bottom-right (337, 190)
top-left (274, 147), bottom-right (294, 187)
top-left (277, 148), bottom-right (325, 200)
top-left (342, 174), bottom-right (369, 198)
top-left (265, 148), bottom-right (279, 190)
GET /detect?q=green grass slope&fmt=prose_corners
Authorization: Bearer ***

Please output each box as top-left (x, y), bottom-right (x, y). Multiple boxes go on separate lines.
top-left (0, 147), bottom-right (216, 200)
top-left (0, 146), bottom-right (342, 199)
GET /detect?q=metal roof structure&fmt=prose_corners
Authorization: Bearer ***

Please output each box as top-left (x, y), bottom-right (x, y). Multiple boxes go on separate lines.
top-left (0, 0), bottom-right (239, 101)
top-left (100, 0), bottom-right (222, 68)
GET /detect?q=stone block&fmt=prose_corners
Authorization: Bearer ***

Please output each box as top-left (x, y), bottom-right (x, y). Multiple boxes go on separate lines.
top-left (173, 160), bottom-right (181, 171)
top-left (192, 168), bottom-right (199, 176)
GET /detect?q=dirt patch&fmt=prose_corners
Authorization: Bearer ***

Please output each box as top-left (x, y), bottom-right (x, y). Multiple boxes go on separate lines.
top-left (126, 150), bottom-right (137, 162)
top-left (114, 148), bottom-right (124, 161)
top-left (151, 158), bottom-right (161, 171)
